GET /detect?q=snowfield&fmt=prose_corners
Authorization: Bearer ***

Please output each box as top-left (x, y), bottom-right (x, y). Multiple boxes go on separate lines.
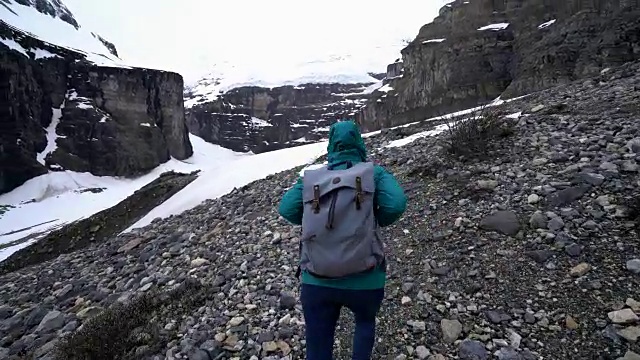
top-left (0, 136), bottom-right (245, 261)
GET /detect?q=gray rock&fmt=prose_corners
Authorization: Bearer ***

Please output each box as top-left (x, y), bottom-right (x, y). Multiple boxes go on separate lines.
top-left (620, 351), bottom-right (640, 360)
top-left (564, 243), bottom-right (584, 257)
top-left (36, 310), bottom-right (65, 333)
top-left (279, 291), bottom-right (296, 310)
top-left (440, 319), bottom-right (463, 343)
top-left (547, 217), bottom-right (565, 231)
top-left (608, 309), bottom-right (639, 324)
top-left (478, 180), bottom-right (499, 190)
top-left (495, 347), bottom-right (524, 360)
top-left (33, 339), bottom-right (58, 358)
top-left (486, 310), bottom-right (511, 324)
top-left (526, 250), bottom-right (555, 263)
top-left (547, 185), bottom-right (591, 207)
top-left (529, 211), bottom-right (547, 229)
top-left (0, 305), bottom-right (13, 320)
top-left (479, 211), bottom-right (521, 236)
top-left (415, 345), bottom-right (430, 359)
top-left (621, 160), bottom-right (639, 172)
top-left (627, 259), bottom-right (640, 274)
top-left (459, 339), bottom-right (489, 360)
top-left (189, 349), bottom-right (218, 360)
top-left (576, 172), bottom-right (605, 186)
top-left (617, 326), bottom-right (640, 342)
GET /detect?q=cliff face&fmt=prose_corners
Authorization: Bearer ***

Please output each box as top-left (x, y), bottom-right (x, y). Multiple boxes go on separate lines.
top-left (0, 23), bottom-right (193, 195)
top-left (185, 83), bottom-right (372, 153)
top-left (356, 0), bottom-right (640, 132)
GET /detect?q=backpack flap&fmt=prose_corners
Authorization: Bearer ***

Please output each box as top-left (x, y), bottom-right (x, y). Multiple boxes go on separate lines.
top-left (301, 163), bottom-right (375, 202)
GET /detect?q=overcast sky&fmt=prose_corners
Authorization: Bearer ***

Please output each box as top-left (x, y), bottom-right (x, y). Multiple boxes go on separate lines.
top-left (63, 0), bottom-right (448, 83)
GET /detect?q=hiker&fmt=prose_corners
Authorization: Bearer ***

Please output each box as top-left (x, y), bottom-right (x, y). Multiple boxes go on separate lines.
top-left (278, 119), bottom-right (407, 360)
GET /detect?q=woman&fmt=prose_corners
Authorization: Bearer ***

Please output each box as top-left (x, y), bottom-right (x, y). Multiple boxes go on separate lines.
top-left (278, 120), bottom-right (407, 360)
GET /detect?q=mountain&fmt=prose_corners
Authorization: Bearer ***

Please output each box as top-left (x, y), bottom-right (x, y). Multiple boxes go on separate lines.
top-left (186, 82), bottom-right (377, 153)
top-left (356, 0), bottom-right (640, 131)
top-left (0, 0), bottom-right (193, 195)
top-left (182, 49), bottom-right (406, 152)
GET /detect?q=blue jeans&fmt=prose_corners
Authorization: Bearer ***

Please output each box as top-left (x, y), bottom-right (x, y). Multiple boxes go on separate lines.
top-left (300, 284), bottom-right (385, 360)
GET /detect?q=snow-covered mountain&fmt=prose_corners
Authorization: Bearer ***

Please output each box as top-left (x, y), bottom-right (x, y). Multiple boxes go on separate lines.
top-left (0, 0), bottom-right (124, 66)
top-left (184, 45), bottom-right (407, 108)
top-left (182, 45), bottom-right (408, 153)
top-left (2, 0), bottom-right (78, 28)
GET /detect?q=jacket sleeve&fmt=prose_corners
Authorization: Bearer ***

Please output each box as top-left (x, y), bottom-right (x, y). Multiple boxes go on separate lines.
top-left (278, 176), bottom-right (304, 225)
top-left (373, 165), bottom-right (407, 227)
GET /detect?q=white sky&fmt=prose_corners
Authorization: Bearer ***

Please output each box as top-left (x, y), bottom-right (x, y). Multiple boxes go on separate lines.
top-left (63, 0), bottom-right (449, 84)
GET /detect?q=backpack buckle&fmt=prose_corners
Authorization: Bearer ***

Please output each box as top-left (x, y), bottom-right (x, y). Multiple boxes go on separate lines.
top-left (312, 185), bottom-right (320, 213)
top-left (355, 176), bottom-right (363, 210)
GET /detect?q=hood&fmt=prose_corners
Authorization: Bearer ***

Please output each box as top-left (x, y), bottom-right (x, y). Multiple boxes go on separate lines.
top-left (326, 120), bottom-right (367, 166)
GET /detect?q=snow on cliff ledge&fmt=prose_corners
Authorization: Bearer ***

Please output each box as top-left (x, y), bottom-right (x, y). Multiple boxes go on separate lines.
top-left (0, 0), bottom-right (126, 67)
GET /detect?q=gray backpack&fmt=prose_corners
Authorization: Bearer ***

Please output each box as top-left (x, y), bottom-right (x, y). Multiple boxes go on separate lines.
top-left (299, 161), bottom-right (385, 278)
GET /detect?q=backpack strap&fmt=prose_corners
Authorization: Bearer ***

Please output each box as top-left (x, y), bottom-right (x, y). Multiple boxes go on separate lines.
top-left (312, 185), bottom-right (320, 213)
top-left (355, 176), bottom-right (363, 210)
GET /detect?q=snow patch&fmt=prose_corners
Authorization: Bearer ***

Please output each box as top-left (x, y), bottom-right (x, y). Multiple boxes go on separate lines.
top-left (140, 123), bottom-right (151, 127)
top-left (32, 48), bottom-right (61, 59)
top-left (378, 84), bottom-right (394, 93)
top-left (538, 19), bottom-right (556, 29)
top-left (76, 102), bottom-right (93, 109)
top-left (385, 123), bottom-right (451, 148)
top-left (0, 38), bottom-right (29, 57)
top-left (506, 111), bottom-right (522, 119)
top-left (422, 38), bottom-right (446, 44)
top-left (477, 23), bottom-right (510, 31)
top-left (37, 105), bottom-right (64, 165)
top-left (251, 117), bottom-right (272, 127)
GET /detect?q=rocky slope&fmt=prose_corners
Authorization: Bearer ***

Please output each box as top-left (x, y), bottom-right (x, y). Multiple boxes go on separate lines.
top-left (0, 0), bottom-right (193, 195)
top-left (185, 82), bottom-right (375, 153)
top-left (1, 59), bottom-right (639, 359)
top-left (356, 0), bottom-right (640, 132)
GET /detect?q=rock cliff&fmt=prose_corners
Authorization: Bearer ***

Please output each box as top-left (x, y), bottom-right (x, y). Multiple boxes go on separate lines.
top-left (356, 0), bottom-right (640, 131)
top-left (0, 19), bottom-right (192, 194)
top-left (185, 83), bottom-right (373, 153)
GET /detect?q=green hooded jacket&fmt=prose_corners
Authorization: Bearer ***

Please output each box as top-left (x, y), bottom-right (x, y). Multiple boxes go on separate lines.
top-left (278, 120), bottom-right (407, 290)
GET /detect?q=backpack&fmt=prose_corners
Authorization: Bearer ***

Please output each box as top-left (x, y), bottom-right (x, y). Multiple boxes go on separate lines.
top-left (298, 161), bottom-right (385, 279)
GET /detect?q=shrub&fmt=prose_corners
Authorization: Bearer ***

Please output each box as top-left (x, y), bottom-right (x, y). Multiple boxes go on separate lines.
top-left (53, 278), bottom-right (207, 360)
top-left (440, 106), bottom-right (515, 160)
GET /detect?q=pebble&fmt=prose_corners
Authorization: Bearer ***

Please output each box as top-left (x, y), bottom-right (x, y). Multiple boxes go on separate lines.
top-left (570, 263), bottom-right (592, 277)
